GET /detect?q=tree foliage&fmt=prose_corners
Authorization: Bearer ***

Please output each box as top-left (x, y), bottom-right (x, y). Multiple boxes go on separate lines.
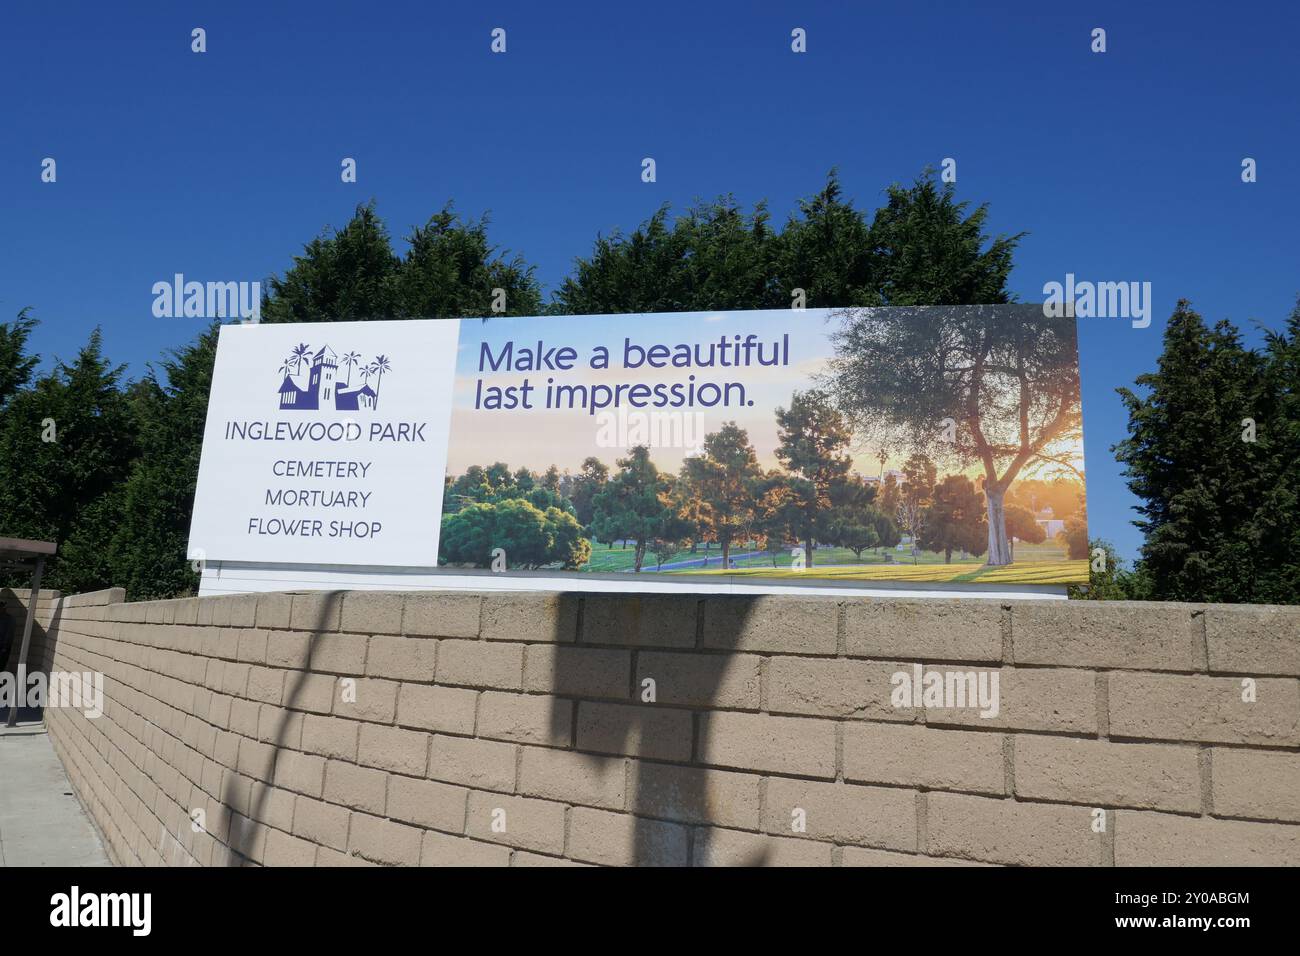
top-left (0, 325), bottom-right (138, 592)
top-left (1114, 300), bottom-right (1299, 603)
top-left (918, 475), bottom-right (988, 564)
top-left (262, 201), bottom-right (541, 323)
top-left (20, 174), bottom-right (1293, 605)
top-left (590, 446), bottom-right (692, 571)
top-left (557, 169), bottom-right (1020, 316)
top-left (825, 303), bottom-right (1082, 565)
top-left (824, 477), bottom-right (898, 560)
top-left (774, 391), bottom-right (853, 566)
top-left (439, 499), bottom-right (587, 570)
top-left (102, 327), bottom-right (219, 598)
top-left (868, 172), bottom-right (1021, 307)
top-left (680, 423), bottom-right (763, 566)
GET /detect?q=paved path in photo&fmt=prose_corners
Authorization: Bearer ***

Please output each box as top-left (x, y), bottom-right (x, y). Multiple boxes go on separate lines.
top-left (0, 720), bottom-right (111, 866)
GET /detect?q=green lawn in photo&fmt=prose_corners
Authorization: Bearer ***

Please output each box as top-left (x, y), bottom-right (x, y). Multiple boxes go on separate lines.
top-left (579, 538), bottom-right (1079, 582)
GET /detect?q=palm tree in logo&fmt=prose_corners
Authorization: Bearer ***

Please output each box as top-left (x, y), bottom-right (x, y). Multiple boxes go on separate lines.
top-left (341, 350), bottom-right (362, 388)
top-left (370, 354), bottom-right (391, 408)
top-left (290, 342), bottom-right (312, 376)
top-left (278, 359), bottom-right (293, 382)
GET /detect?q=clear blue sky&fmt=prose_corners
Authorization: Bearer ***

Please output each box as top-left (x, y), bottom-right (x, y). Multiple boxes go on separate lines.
top-left (3, 0), bottom-right (1296, 561)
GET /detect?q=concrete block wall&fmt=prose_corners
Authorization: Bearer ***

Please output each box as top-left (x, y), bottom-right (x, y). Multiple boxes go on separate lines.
top-left (23, 587), bottom-right (1300, 866)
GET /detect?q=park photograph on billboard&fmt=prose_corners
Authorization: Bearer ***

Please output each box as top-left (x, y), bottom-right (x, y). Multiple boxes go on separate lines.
top-left (441, 304), bottom-right (1086, 587)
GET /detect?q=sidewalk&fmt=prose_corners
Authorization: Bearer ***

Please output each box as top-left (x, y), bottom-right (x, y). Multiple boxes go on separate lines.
top-left (0, 717), bottom-right (110, 866)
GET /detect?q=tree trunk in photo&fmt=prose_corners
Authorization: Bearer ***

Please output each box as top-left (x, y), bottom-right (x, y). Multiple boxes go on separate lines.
top-left (805, 536), bottom-right (815, 568)
top-left (634, 540), bottom-right (646, 572)
top-left (985, 486), bottom-right (1012, 565)
top-left (944, 545), bottom-right (952, 564)
top-left (721, 538), bottom-right (731, 568)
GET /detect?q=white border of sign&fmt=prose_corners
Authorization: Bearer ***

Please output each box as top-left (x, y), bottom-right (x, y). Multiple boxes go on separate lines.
top-left (196, 560), bottom-right (1066, 600)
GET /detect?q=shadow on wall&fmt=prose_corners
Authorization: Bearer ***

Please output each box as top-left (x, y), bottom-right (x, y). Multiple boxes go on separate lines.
top-left (219, 589), bottom-right (763, 867)
top-left (1, 589), bottom-right (64, 718)
top-left (548, 594), bottom-right (767, 867)
top-left (220, 590), bottom-right (342, 866)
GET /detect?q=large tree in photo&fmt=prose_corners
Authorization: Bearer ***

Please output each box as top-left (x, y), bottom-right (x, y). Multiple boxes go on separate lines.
top-left (824, 476), bottom-right (897, 561)
top-left (897, 452), bottom-right (937, 554)
top-left (590, 446), bottom-right (692, 572)
top-left (439, 498), bottom-right (589, 570)
top-left (774, 390), bottom-right (853, 567)
top-left (825, 303), bottom-right (1083, 565)
top-left (919, 475), bottom-right (988, 564)
top-left (680, 423), bottom-right (763, 568)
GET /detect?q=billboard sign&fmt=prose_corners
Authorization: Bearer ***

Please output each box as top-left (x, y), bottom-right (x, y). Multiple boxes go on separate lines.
top-left (189, 306), bottom-right (1087, 594)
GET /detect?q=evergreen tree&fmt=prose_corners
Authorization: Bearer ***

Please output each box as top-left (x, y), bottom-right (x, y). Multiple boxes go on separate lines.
top-left (0, 329), bottom-right (138, 592)
top-left (391, 206), bottom-right (542, 318)
top-left (1070, 540), bottom-right (1152, 601)
top-left (772, 171), bottom-right (876, 308)
top-left (554, 197), bottom-right (779, 314)
top-left (1254, 303), bottom-right (1300, 600)
top-left (262, 203), bottom-right (401, 322)
top-left (103, 327), bottom-right (219, 599)
top-left (824, 477), bottom-right (887, 561)
top-left (590, 446), bottom-right (691, 571)
top-left (1114, 300), bottom-right (1293, 603)
top-left (0, 309), bottom-right (39, 409)
top-left (263, 201), bottom-right (540, 323)
top-left (868, 169), bottom-right (1022, 306)
top-left (919, 475), bottom-right (988, 564)
top-left (680, 423), bottom-right (763, 567)
top-left (569, 456), bottom-right (609, 528)
top-left (774, 390), bottom-right (853, 567)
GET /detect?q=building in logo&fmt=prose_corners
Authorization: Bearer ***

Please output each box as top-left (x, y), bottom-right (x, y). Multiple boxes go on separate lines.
top-left (277, 345), bottom-right (390, 411)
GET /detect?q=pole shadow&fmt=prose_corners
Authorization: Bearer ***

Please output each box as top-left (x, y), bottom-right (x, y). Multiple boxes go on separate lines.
top-left (549, 591), bottom-right (770, 867)
top-left (219, 590), bottom-right (341, 866)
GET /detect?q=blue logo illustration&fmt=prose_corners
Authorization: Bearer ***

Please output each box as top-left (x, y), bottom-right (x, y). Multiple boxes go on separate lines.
top-left (277, 344), bottom-right (392, 411)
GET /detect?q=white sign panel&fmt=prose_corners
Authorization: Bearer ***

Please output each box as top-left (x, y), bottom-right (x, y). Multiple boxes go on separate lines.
top-left (188, 319), bottom-right (460, 567)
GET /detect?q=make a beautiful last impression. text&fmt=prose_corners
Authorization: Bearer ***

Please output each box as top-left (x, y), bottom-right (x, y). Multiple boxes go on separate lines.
top-left (474, 333), bottom-right (791, 414)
